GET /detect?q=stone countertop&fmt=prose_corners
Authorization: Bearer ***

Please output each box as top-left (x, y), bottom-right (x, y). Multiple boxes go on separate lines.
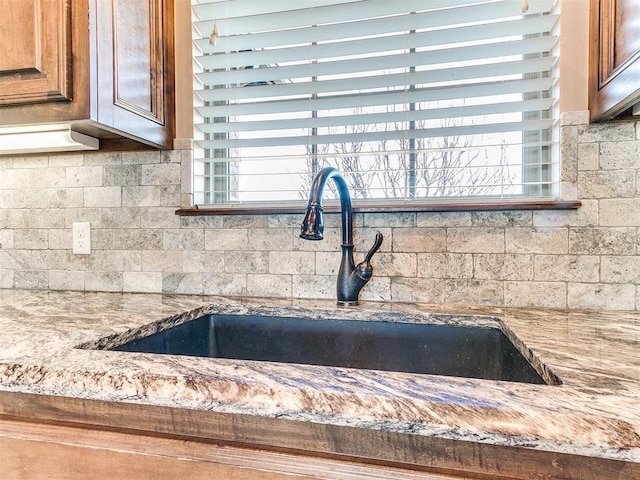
top-left (0, 289), bottom-right (639, 470)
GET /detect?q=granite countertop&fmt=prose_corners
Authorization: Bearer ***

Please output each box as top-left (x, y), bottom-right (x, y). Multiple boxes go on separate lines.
top-left (0, 289), bottom-right (638, 471)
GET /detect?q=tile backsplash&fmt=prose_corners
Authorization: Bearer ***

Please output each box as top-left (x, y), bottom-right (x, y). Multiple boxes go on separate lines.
top-left (1, 111), bottom-right (640, 311)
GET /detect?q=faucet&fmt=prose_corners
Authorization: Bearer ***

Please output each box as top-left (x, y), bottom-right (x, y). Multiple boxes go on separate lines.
top-left (300, 167), bottom-right (383, 307)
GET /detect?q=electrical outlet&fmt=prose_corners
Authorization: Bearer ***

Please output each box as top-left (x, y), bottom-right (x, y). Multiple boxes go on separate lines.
top-left (72, 222), bottom-right (91, 255)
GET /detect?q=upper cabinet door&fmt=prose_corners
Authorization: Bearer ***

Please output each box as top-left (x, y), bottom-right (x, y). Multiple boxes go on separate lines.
top-left (0, 0), bottom-right (72, 106)
top-left (93, 0), bottom-right (175, 148)
top-left (589, 0), bottom-right (640, 120)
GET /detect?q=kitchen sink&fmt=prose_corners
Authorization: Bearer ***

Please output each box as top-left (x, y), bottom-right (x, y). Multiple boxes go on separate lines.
top-left (108, 314), bottom-right (548, 384)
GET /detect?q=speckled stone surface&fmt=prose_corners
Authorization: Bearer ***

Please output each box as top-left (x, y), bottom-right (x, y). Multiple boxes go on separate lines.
top-left (0, 289), bottom-right (638, 464)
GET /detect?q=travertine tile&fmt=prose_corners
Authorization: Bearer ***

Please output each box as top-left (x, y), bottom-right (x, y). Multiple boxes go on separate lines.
top-left (83, 152), bottom-right (122, 166)
top-left (0, 189), bottom-right (12, 208)
top-left (140, 207), bottom-right (181, 229)
top-left (292, 274), bottom-right (335, 299)
top-left (560, 110), bottom-right (589, 125)
top-left (569, 227), bottom-right (636, 255)
top-left (45, 188), bottom-right (84, 208)
top-left (247, 274), bottom-right (292, 297)
top-left (248, 228), bottom-right (294, 251)
top-left (142, 251), bottom-right (182, 272)
top-left (534, 255), bottom-right (600, 282)
top-left (364, 212), bottom-right (415, 228)
top-left (123, 271), bottom-right (162, 293)
top-left (205, 228), bottom-right (248, 251)
top-left (360, 275), bottom-right (391, 302)
top-left (84, 186), bottom-right (122, 208)
top-left (568, 283), bottom-right (636, 311)
top-left (49, 270), bottom-right (85, 290)
top-left (0, 229), bottom-right (14, 249)
top-left (473, 254), bottom-right (533, 281)
top-left (162, 272), bottom-right (204, 294)
top-left (448, 227), bottom-right (504, 253)
top-left (417, 253), bottom-right (473, 279)
top-left (122, 185), bottom-right (161, 207)
top-left (103, 165), bottom-right (141, 186)
top-left (416, 211), bottom-right (471, 227)
top-left (599, 198), bottom-right (640, 226)
top-left (392, 227), bottom-right (446, 253)
top-left (163, 229), bottom-right (205, 251)
top-left (66, 166), bottom-right (102, 187)
top-left (390, 277), bottom-right (446, 303)
top-left (160, 184), bottom-right (181, 206)
top-left (578, 171), bottom-right (635, 199)
top-left (601, 256), bottom-right (640, 284)
top-left (374, 252), bottom-right (417, 277)
top-left (599, 141), bottom-right (640, 170)
top-left (110, 229), bottom-right (163, 251)
top-left (578, 121), bottom-right (635, 143)
top-left (0, 269), bottom-right (13, 288)
top-left (13, 270), bottom-right (48, 289)
top-left (224, 251), bottom-right (268, 274)
top-left (222, 215), bottom-right (268, 229)
top-left (533, 200), bottom-right (598, 228)
top-left (0, 250), bottom-right (31, 270)
top-left (203, 273), bottom-right (246, 296)
top-left (506, 228), bottom-right (567, 254)
top-left (91, 251), bottom-right (141, 272)
top-left (269, 251), bottom-right (315, 275)
top-left (504, 281), bottom-right (567, 308)
top-left (560, 125), bottom-right (578, 183)
top-left (101, 207), bottom-right (141, 228)
top-left (181, 250), bottom-right (225, 273)
top-left (471, 211), bottom-right (532, 227)
top-left (13, 229), bottom-right (48, 249)
top-left (122, 151), bottom-right (161, 165)
top-left (141, 163), bottom-right (181, 186)
top-left (577, 142), bottom-right (599, 171)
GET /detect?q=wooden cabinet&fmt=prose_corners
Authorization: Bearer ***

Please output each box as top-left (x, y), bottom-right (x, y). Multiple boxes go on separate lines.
top-left (589, 0), bottom-right (640, 120)
top-left (0, 0), bottom-right (175, 149)
top-left (0, 0), bottom-right (72, 106)
top-left (0, 419), bottom-right (473, 480)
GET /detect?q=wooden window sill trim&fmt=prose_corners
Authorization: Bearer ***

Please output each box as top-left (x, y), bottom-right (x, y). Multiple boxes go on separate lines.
top-left (176, 200), bottom-right (581, 216)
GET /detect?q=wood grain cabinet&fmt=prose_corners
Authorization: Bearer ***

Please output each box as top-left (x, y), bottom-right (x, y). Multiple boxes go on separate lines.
top-left (0, 0), bottom-right (175, 149)
top-left (589, 0), bottom-right (640, 120)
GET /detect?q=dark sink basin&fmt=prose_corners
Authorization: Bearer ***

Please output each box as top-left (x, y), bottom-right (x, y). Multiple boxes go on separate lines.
top-left (109, 314), bottom-right (548, 384)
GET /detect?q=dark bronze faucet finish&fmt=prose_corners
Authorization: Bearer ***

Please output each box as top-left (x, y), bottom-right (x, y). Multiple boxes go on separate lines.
top-left (300, 167), bottom-right (383, 306)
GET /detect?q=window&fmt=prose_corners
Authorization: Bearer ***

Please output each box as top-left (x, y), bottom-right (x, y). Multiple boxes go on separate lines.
top-left (191, 0), bottom-right (559, 210)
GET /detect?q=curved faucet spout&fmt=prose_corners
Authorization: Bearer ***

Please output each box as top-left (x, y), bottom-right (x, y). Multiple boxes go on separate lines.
top-left (300, 167), bottom-right (352, 245)
top-left (300, 167), bottom-right (382, 307)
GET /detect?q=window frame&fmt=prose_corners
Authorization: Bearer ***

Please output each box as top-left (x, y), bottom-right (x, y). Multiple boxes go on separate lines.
top-left (182, 0), bottom-right (580, 216)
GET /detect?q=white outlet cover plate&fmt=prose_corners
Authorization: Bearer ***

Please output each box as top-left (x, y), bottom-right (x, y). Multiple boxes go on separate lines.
top-left (72, 222), bottom-right (91, 255)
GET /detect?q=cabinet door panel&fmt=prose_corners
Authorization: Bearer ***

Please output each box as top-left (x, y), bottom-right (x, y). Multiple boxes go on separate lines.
top-left (590, 0), bottom-right (640, 119)
top-left (113, 0), bottom-right (163, 123)
top-left (96, 0), bottom-right (173, 148)
top-left (0, 0), bottom-right (71, 105)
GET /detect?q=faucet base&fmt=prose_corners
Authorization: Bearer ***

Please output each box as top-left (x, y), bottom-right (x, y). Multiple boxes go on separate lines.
top-left (337, 300), bottom-right (359, 307)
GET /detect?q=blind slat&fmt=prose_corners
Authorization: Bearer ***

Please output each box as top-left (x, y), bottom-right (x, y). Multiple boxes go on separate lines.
top-left (195, 36), bottom-right (557, 87)
top-left (195, 77), bottom-right (555, 118)
top-left (196, 98), bottom-right (555, 135)
top-left (198, 119), bottom-right (555, 150)
top-left (195, 57), bottom-right (556, 103)
top-left (195, 15), bottom-right (558, 69)
top-left (193, 0), bottom-right (554, 40)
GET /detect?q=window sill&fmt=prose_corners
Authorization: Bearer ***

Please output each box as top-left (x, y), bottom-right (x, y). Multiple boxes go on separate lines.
top-left (176, 199), bottom-right (581, 216)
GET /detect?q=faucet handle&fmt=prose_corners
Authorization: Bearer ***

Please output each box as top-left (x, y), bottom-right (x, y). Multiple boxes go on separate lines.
top-left (354, 231), bottom-right (383, 283)
top-left (364, 231), bottom-right (384, 263)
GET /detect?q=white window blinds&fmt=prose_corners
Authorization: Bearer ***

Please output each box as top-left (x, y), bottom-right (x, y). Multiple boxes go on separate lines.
top-left (191, 0), bottom-right (559, 208)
